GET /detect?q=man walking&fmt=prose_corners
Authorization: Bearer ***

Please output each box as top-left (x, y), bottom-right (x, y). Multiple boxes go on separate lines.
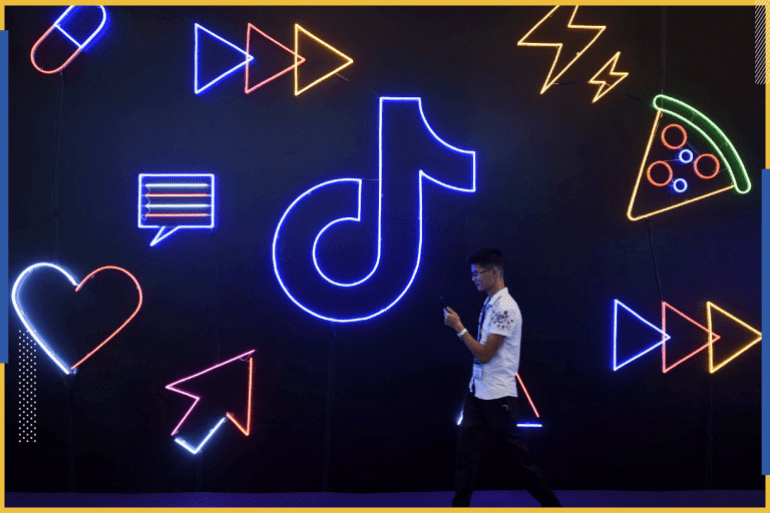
top-left (443, 247), bottom-right (561, 507)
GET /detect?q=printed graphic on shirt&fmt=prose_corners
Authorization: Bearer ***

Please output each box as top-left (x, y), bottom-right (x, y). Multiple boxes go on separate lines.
top-left (489, 308), bottom-right (516, 336)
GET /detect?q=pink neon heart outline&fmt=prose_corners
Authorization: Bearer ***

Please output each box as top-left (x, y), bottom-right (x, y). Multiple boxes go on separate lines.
top-left (12, 264), bottom-right (143, 372)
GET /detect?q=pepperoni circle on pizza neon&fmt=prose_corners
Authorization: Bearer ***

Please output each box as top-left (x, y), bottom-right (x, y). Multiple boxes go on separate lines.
top-left (646, 161), bottom-right (673, 187)
top-left (694, 153), bottom-right (720, 179)
top-left (661, 123), bottom-right (687, 150)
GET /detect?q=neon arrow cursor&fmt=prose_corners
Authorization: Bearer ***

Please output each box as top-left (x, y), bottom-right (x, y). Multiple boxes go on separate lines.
top-left (166, 349), bottom-right (255, 454)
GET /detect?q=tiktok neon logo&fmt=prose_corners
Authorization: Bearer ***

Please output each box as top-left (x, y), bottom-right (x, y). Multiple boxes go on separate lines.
top-left (272, 97), bottom-right (476, 323)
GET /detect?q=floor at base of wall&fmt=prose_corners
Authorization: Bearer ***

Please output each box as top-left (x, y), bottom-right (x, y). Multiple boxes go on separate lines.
top-left (5, 489), bottom-right (765, 508)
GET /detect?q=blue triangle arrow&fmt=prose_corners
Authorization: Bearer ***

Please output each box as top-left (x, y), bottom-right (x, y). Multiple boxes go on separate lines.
top-left (612, 299), bottom-right (670, 371)
top-left (194, 23), bottom-right (254, 94)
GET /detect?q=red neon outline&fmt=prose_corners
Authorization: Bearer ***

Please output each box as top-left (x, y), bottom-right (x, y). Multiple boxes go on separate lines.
top-left (661, 124), bottom-right (687, 150)
top-left (693, 153), bottom-right (720, 180)
top-left (646, 161), bottom-right (673, 187)
top-left (515, 373), bottom-right (540, 418)
top-left (166, 349), bottom-right (256, 436)
top-left (245, 23), bottom-right (306, 94)
top-left (226, 356), bottom-right (253, 436)
top-left (144, 213), bottom-right (210, 218)
top-left (70, 266), bottom-right (143, 370)
top-left (30, 24), bottom-right (80, 74)
top-left (661, 302), bottom-right (720, 373)
top-left (146, 193), bottom-right (210, 198)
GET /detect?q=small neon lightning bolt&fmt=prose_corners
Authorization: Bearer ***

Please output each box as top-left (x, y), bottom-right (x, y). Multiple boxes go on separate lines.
top-left (588, 52), bottom-right (628, 103)
top-left (517, 6), bottom-right (606, 94)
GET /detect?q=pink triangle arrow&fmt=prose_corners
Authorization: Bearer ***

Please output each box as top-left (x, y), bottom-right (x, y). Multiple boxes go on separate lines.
top-left (166, 349), bottom-right (255, 436)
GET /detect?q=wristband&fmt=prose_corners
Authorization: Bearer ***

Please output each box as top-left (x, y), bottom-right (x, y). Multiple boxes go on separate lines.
top-left (457, 328), bottom-right (468, 338)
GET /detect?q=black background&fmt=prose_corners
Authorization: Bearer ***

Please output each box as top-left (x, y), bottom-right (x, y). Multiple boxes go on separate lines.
top-left (6, 6), bottom-right (763, 493)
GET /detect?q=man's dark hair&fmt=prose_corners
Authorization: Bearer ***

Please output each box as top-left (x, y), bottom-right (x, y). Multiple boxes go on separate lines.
top-left (467, 247), bottom-right (505, 273)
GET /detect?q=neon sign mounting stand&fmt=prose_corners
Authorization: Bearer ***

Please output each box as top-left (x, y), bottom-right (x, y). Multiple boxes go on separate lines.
top-left (272, 97), bottom-right (476, 323)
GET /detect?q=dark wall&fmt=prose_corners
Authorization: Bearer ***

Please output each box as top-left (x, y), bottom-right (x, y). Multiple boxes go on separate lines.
top-left (6, 6), bottom-right (763, 493)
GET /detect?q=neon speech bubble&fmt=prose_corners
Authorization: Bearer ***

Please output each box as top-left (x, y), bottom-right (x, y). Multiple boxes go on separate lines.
top-left (30, 6), bottom-right (108, 74)
top-left (11, 263), bottom-right (143, 375)
top-left (138, 173), bottom-right (216, 246)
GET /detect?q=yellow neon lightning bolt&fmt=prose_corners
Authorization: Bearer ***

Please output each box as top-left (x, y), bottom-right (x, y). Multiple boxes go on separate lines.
top-left (518, 6), bottom-right (606, 94)
top-left (588, 51), bottom-right (628, 103)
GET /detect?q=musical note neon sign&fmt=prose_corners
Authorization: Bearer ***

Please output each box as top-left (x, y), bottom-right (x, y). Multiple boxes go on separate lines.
top-left (11, 263), bottom-right (143, 375)
top-left (272, 97), bottom-right (476, 322)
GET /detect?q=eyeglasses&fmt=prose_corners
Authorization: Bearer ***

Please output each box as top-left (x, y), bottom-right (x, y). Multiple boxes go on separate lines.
top-left (471, 268), bottom-right (493, 279)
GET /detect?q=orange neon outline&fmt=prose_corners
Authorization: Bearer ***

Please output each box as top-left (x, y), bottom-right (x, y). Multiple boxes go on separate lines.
top-left (707, 302), bottom-right (761, 373)
top-left (626, 110), bottom-right (735, 221)
top-left (646, 161), bottom-right (673, 187)
top-left (31, 24), bottom-right (81, 75)
top-left (226, 356), bottom-right (253, 436)
top-left (693, 153), bottom-right (720, 180)
top-left (661, 302), bottom-right (720, 374)
top-left (245, 23), bottom-right (306, 94)
top-left (517, 6), bottom-right (606, 95)
top-left (587, 51), bottom-right (628, 103)
top-left (515, 373), bottom-right (540, 418)
top-left (70, 266), bottom-right (143, 370)
top-left (294, 24), bottom-right (353, 96)
top-left (661, 124), bottom-right (687, 150)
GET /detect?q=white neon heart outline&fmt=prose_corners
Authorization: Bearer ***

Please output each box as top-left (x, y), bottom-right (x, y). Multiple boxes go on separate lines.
top-left (11, 262), bottom-right (143, 375)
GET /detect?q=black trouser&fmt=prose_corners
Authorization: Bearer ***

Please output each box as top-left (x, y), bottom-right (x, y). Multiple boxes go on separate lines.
top-left (452, 391), bottom-right (561, 507)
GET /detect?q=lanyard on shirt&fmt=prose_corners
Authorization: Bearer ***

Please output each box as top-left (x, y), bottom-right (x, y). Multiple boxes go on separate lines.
top-left (473, 297), bottom-right (491, 366)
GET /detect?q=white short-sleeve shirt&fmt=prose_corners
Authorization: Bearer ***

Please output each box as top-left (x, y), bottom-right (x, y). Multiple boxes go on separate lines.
top-left (470, 287), bottom-right (522, 400)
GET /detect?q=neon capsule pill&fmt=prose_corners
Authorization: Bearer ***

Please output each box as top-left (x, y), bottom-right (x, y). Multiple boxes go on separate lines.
top-left (30, 6), bottom-right (107, 74)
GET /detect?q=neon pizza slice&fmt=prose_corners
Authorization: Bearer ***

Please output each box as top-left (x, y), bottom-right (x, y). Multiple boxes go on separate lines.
top-left (627, 94), bottom-right (751, 221)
